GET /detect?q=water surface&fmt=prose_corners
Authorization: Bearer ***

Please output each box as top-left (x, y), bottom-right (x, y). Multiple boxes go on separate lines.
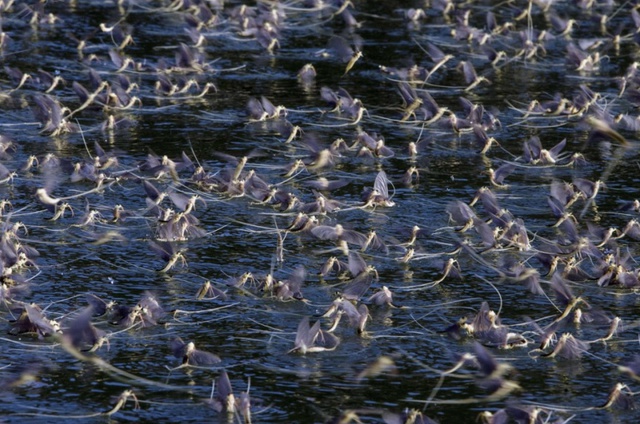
top-left (1, 0), bottom-right (640, 423)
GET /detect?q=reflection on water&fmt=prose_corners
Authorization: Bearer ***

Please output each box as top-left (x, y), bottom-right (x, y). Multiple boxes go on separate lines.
top-left (1, 0), bottom-right (640, 422)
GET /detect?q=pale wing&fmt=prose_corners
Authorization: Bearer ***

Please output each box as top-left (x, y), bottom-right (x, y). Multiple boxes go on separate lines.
top-left (373, 170), bottom-right (390, 199)
top-left (347, 251), bottom-right (367, 277)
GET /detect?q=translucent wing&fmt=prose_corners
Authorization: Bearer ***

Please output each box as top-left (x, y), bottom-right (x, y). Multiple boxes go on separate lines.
top-left (373, 170), bottom-right (390, 199)
top-left (190, 349), bottom-right (221, 366)
top-left (171, 337), bottom-right (187, 358)
top-left (347, 251), bottom-right (368, 277)
top-left (311, 225), bottom-right (339, 241)
top-left (342, 272), bottom-right (373, 301)
top-left (216, 370), bottom-right (234, 404)
top-left (328, 36), bottom-right (354, 62)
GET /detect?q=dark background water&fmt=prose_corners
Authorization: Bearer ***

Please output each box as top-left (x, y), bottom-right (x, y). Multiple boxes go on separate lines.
top-left (1, 0), bottom-right (640, 422)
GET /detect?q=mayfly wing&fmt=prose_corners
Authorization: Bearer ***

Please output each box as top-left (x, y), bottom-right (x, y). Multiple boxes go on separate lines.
top-left (373, 170), bottom-right (390, 199)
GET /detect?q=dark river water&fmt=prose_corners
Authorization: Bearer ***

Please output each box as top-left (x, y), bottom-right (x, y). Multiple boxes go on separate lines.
top-left (1, 0), bottom-right (640, 422)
